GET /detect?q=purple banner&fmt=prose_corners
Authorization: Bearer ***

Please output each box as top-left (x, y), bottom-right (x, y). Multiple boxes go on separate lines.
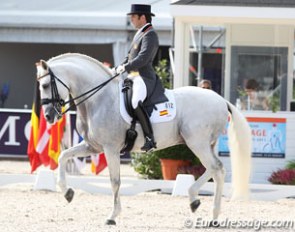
top-left (0, 109), bottom-right (31, 157)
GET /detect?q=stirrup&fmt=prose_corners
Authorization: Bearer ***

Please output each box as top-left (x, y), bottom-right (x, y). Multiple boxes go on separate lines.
top-left (141, 137), bottom-right (157, 152)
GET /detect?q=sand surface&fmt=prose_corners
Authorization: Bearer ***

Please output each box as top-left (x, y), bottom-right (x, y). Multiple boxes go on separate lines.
top-left (0, 160), bottom-right (294, 232)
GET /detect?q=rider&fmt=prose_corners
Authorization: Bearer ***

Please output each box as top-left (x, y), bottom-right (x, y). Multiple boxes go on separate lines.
top-left (115, 4), bottom-right (159, 152)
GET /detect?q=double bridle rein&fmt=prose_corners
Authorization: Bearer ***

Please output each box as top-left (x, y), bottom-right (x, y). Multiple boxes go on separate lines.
top-left (37, 67), bottom-right (119, 118)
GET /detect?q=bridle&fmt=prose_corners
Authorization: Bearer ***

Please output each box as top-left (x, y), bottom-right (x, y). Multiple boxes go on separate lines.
top-left (37, 67), bottom-right (119, 118)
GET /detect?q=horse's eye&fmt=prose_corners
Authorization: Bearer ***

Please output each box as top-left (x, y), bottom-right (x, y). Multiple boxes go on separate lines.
top-left (42, 83), bottom-right (49, 89)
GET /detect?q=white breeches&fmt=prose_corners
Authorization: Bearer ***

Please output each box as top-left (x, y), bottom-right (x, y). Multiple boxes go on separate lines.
top-left (129, 75), bottom-right (147, 109)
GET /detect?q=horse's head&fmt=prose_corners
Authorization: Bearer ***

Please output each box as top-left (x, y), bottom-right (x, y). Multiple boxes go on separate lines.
top-left (36, 60), bottom-right (69, 124)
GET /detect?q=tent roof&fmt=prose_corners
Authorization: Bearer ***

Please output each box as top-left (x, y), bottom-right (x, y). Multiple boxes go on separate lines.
top-left (0, 0), bottom-right (172, 30)
top-left (172, 0), bottom-right (295, 7)
top-left (171, 0), bottom-right (295, 25)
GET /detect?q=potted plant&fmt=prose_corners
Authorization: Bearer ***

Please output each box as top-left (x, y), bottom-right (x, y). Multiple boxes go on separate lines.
top-left (131, 144), bottom-right (202, 180)
top-left (155, 144), bottom-right (201, 180)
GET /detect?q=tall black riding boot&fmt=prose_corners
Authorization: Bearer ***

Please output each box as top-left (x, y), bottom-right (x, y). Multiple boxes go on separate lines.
top-left (134, 102), bottom-right (157, 152)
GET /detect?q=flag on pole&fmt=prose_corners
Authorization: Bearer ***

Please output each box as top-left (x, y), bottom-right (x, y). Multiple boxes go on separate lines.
top-left (91, 153), bottom-right (107, 175)
top-left (27, 81), bottom-right (66, 173)
top-left (27, 82), bottom-right (42, 173)
top-left (48, 114), bottom-right (66, 169)
top-left (35, 109), bottom-right (50, 166)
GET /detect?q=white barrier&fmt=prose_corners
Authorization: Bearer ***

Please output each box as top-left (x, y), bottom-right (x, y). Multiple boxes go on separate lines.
top-left (172, 174), bottom-right (195, 196)
top-left (34, 169), bottom-right (56, 191)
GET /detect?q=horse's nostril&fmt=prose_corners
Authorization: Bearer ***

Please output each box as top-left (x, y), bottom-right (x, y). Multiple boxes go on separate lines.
top-left (45, 114), bottom-right (50, 121)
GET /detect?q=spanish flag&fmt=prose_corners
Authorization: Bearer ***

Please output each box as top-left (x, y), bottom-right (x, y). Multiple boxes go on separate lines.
top-left (160, 110), bottom-right (168, 116)
top-left (27, 82), bottom-right (66, 173)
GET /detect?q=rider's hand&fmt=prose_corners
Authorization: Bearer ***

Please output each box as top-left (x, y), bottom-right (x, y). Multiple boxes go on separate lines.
top-left (116, 65), bottom-right (125, 74)
top-left (111, 67), bottom-right (117, 76)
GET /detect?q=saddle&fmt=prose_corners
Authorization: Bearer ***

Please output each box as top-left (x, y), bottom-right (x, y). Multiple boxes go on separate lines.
top-left (120, 77), bottom-right (168, 153)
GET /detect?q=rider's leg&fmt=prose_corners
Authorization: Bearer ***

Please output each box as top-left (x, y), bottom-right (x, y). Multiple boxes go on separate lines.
top-left (131, 76), bottom-right (156, 152)
top-left (131, 75), bottom-right (147, 109)
top-left (134, 102), bottom-right (157, 151)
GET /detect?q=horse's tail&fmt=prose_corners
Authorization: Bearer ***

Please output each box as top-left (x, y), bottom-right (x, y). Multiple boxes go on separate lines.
top-left (226, 101), bottom-right (252, 200)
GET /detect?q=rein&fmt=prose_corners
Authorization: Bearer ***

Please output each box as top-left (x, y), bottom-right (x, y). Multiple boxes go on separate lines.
top-left (38, 68), bottom-right (119, 117)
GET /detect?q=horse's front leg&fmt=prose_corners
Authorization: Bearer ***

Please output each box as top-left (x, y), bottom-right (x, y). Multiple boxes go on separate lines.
top-left (103, 147), bottom-right (121, 225)
top-left (57, 141), bottom-right (96, 202)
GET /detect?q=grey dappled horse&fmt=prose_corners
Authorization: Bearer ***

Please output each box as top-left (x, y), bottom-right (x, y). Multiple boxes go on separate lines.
top-left (36, 53), bottom-right (251, 226)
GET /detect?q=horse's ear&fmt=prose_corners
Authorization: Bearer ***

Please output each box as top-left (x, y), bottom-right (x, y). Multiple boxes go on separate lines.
top-left (40, 59), bottom-right (49, 71)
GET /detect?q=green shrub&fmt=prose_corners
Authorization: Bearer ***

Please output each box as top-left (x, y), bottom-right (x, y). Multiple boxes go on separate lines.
top-left (286, 160), bottom-right (295, 170)
top-left (154, 144), bottom-right (200, 164)
top-left (131, 152), bottom-right (162, 179)
top-left (131, 144), bottom-right (201, 179)
top-left (155, 59), bottom-right (171, 89)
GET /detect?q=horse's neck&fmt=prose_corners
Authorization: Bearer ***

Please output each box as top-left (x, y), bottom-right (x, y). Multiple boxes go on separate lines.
top-left (68, 69), bottom-right (119, 120)
top-left (50, 56), bottom-right (120, 124)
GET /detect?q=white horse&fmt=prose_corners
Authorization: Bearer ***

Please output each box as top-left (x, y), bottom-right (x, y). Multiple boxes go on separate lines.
top-left (36, 53), bottom-right (251, 226)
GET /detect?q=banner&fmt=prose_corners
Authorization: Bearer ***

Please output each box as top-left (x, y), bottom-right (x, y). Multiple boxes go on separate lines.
top-left (0, 109), bottom-right (31, 156)
top-left (219, 117), bottom-right (286, 158)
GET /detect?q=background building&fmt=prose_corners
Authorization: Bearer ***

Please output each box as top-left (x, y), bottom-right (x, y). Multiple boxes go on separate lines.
top-left (171, 0), bottom-right (295, 183)
top-left (0, 0), bottom-right (172, 108)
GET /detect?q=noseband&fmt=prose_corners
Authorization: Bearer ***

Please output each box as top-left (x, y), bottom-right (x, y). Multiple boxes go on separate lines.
top-left (37, 67), bottom-right (119, 117)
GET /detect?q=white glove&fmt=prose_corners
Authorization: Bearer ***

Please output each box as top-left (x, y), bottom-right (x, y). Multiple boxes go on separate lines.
top-left (111, 67), bottom-right (117, 76)
top-left (116, 65), bottom-right (125, 74)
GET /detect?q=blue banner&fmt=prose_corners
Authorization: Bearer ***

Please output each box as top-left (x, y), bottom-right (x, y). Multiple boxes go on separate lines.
top-left (218, 117), bottom-right (286, 158)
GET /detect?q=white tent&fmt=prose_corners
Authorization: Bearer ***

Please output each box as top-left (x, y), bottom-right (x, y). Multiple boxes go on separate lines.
top-left (0, 0), bottom-right (172, 65)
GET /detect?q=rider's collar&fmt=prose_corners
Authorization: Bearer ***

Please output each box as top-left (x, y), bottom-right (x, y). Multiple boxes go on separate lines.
top-left (138, 23), bottom-right (152, 33)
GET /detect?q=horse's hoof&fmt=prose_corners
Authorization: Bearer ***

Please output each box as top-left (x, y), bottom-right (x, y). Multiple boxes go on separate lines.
top-left (209, 220), bottom-right (220, 227)
top-left (64, 188), bottom-right (75, 203)
top-left (105, 219), bottom-right (116, 225)
top-left (190, 199), bottom-right (201, 213)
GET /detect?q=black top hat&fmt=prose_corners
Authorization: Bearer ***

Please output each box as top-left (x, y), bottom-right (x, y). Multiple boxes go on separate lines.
top-left (127, 4), bottom-right (155, 16)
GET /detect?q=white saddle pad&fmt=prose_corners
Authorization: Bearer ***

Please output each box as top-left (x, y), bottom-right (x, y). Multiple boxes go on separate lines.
top-left (119, 80), bottom-right (176, 124)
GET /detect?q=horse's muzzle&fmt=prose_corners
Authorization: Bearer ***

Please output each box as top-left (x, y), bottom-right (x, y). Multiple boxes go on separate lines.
top-left (44, 106), bottom-right (57, 124)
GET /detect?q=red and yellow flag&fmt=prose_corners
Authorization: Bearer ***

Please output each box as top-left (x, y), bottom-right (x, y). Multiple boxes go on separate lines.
top-left (159, 110), bottom-right (168, 116)
top-left (91, 153), bottom-right (107, 175)
top-left (48, 114), bottom-right (66, 170)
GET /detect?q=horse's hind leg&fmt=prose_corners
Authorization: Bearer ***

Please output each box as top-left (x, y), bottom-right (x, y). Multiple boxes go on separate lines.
top-left (57, 141), bottom-right (97, 202)
top-left (104, 147), bottom-right (121, 225)
top-left (186, 142), bottom-right (225, 221)
top-left (210, 144), bottom-right (225, 221)
top-left (187, 146), bottom-right (213, 212)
